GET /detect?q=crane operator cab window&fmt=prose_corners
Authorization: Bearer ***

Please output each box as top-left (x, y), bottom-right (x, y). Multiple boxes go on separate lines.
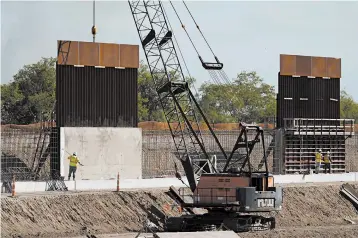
top-left (251, 174), bottom-right (275, 192)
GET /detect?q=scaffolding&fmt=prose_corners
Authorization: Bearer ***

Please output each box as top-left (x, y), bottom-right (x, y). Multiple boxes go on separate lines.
top-left (282, 118), bottom-right (355, 174)
top-left (1, 123), bottom-right (60, 184)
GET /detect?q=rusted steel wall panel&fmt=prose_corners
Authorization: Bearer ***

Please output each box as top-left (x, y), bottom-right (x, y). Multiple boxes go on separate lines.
top-left (327, 57), bottom-right (341, 78)
top-left (78, 42), bottom-right (99, 66)
top-left (56, 65), bottom-right (138, 127)
top-left (57, 40), bottom-right (139, 68)
top-left (99, 43), bottom-right (120, 67)
top-left (120, 44), bottom-right (139, 68)
top-left (280, 54), bottom-right (296, 76)
top-left (57, 41), bottom-right (79, 65)
top-left (296, 55), bottom-right (311, 76)
top-left (311, 56), bottom-right (326, 78)
top-left (279, 54), bottom-right (341, 78)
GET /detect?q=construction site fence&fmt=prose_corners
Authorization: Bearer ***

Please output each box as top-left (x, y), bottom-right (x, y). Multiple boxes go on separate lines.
top-left (1, 124), bottom-right (357, 181)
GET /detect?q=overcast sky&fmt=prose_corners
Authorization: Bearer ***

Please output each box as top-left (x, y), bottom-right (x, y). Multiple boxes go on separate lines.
top-left (1, 1), bottom-right (358, 100)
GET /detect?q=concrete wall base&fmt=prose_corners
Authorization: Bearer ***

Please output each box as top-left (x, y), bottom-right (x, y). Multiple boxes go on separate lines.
top-left (60, 127), bottom-right (142, 180)
top-left (3, 172), bottom-right (358, 194)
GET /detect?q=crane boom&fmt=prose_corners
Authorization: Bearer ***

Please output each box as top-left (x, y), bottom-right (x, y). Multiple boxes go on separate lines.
top-left (128, 0), bottom-right (226, 191)
top-left (129, 1), bottom-right (283, 233)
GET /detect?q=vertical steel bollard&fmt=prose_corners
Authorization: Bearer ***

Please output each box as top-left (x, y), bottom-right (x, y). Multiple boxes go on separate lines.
top-left (117, 172), bottom-right (120, 192)
top-left (11, 175), bottom-right (15, 197)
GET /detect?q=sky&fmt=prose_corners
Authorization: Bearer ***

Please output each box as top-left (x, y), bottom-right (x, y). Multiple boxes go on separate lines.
top-left (1, 0), bottom-right (358, 101)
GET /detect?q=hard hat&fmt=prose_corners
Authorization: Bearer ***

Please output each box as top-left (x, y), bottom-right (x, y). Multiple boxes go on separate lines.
top-left (73, 152), bottom-right (77, 156)
top-left (319, 149), bottom-right (322, 152)
top-left (327, 151), bottom-right (330, 154)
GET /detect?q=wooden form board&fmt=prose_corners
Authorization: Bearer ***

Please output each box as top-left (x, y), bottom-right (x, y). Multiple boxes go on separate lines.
top-left (280, 54), bottom-right (341, 78)
top-left (57, 40), bottom-right (139, 68)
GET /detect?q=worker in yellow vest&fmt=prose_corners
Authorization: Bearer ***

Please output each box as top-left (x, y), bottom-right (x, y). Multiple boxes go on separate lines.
top-left (315, 149), bottom-right (322, 174)
top-left (67, 152), bottom-right (83, 181)
top-left (323, 151), bottom-right (332, 174)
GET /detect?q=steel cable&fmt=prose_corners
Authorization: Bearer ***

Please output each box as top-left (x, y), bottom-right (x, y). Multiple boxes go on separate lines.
top-left (169, 0), bottom-right (200, 57)
top-left (181, 0), bottom-right (233, 86)
top-left (182, 0), bottom-right (216, 58)
top-left (169, 1), bottom-right (228, 86)
top-left (161, 2), bottom-right (199, 96)
top-left (168, 0), bottom-right (243, 120)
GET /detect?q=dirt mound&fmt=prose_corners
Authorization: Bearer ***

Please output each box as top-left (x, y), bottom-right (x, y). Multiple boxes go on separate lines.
top-left (2, 184), bottom-right (358, 238)
top-left (1, 190), bottom-right (180, 238)
top-left (242, 184), bottom-right (358, 237)
top-left (273, 184), bottom-right (358, 227)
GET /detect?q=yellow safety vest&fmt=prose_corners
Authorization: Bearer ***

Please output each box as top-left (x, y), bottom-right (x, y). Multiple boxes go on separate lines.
top-left (68, 156), bottom-right (79, 167)
top-left (315, 152), bottom-right (322, 163)
top-left (324, 155), bottom-right (331, 163)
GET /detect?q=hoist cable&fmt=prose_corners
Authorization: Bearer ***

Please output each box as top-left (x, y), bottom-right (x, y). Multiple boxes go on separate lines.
top-left (222, 70), bottom-right (232, 83)
top-left (169, 0), bottom-right (200, 57)
top-left (93, 0), bottom-right (95, 26)
top-left (182, 0), bottom-right (216, 58)
top-left (169, 1), bottom-right (232, 87)
top-left (208, 71), bottom-right (219, 85)
top-left (161, 2), bottom-right (199, 96)
top-left (167, 2), bottom-right (260, 142)
top-left (181, 1), bottom-right (235, 86)
top-left (182, 0), bottom-right (234, 87)
top-left (219, 70), bottom-right (231, 84)
top-left (92, 0), bottom-right (96, 42)
top-left (169, 0), bottom-right (236, 100)
top-left (168, 1), bottom-right (227, 91)
top-left (208, 71), bottom-right (215, 84)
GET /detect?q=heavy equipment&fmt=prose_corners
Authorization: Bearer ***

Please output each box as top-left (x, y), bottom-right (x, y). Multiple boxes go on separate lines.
top-left (128, 0), bottom-right (283, 232)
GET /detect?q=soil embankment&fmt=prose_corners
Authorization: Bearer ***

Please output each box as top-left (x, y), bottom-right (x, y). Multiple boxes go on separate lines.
top-left (274, 184), bottom-right (358, 227)
top-left (1, 184), bottom-right (358, 238)
top-left (242, 183), bottom-right (358, 238)
top-left (1, 190), bottom-right (180, 238)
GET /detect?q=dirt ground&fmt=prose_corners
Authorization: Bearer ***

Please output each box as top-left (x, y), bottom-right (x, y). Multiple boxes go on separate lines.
top-left (0, 189), bottom-right (181, 238)
top-left (1, 183), bottom-right (358, 238)
top-left (270, 183), bottom-right (358, 227)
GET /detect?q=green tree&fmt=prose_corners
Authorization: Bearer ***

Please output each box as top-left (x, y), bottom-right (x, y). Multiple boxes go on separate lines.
top-left (1, 57), bottom-right (56, 124)
top-left (340, 90), bottom-right (358, 121)
top-left (137, 62), bottom-right (164, 121)
top-left (198, 71), bottom-right (276, 123)
top-left (137, 61), bottom-right (196, 122)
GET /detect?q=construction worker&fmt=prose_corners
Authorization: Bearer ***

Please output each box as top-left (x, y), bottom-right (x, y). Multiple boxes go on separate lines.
top-left (315, 149), bottom-right (322, 174)
top-left (323, 151), bottom-right (332, 174)
top-left (67, 152), bottom-right (83, 181)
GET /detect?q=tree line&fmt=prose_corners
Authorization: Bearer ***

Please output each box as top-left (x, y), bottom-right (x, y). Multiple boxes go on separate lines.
top-left (1, 57), bottom-right (358, 125)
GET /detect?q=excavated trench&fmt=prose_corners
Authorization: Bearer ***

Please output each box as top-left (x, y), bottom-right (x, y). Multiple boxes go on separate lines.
top-left (1, 184), bottom-right (358, 238)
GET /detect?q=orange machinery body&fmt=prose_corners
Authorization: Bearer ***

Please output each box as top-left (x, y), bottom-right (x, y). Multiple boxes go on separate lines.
top-left (193, 174), bottom-right (275, 204)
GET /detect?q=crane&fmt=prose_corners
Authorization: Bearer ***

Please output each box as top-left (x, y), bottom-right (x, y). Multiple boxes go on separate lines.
top-left (128, 0), bottom-right (283, 232)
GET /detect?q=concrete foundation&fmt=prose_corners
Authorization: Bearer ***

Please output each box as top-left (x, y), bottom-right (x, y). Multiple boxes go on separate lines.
top-left (60, 127), bottom-right (142, 180)
top-left (6, 172), bottom-right (358, 194)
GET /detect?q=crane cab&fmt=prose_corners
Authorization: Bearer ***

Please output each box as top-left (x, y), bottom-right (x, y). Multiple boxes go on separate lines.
top-left (184, 173), bottom-right (282, 213)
